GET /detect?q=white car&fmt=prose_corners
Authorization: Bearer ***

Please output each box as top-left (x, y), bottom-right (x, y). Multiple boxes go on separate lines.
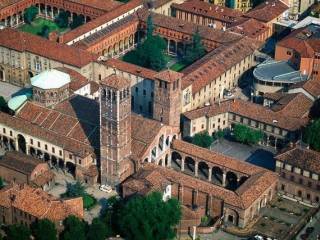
top-left (99, 184), bottom-right (112, 193)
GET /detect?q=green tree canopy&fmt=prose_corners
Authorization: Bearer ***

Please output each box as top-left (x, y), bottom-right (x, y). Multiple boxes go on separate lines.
top-left (6, 224), bottom-right (31, 240)
top-left (61, 215), bottom-right (86, 240)
top-left (233, 124), bottom-right (263, 145)
top-left (146, 14), bottom-right (154, 38)
top-left (183, 28), bottom-right (206, 65)
top-left (86, 218), bottom-right (110, 240)
top-left (31, 218), bottom-right (57, 240)
top-left (23, 6), bottom-right (38, 24)
top-left (192, 131), bottom-right (214, 148)
top-left (123, 35), bottom-right (167, 71)
top-left (38, 25), bottom-right (50, 38)
top-left (309, 98), bottom-right (320, 120)
top-left (70, 15), bottom-right (84, 29)
top-left (64, 181), bottom-right (86, 198)
top-left (117, 192), bottom-right (181, 240)
top-left (304, 118), bottom-right (320, 151)
top-left (55, 11), bottom-right (69, 28)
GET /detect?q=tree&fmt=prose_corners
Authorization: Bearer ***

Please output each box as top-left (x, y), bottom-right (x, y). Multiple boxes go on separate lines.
top-left (70, 15), bottom-right (84, 29)
top-left (38, 25), bottom-right (50, 38)
top-left (309, 98), bottom-right (320, 120)
top-left (55, 11), bottom-right (69, 28)
top-left (146, 14), bottom-right (154, 38)
top-left (304, 118), bottom-right (320, 151)
top-left (0, 177), bottom-right (4, 189)
top-left (183, 29), bottom-right (206, 65)
top-left (31, 219), bottom-right (57, 240)
top-left (233, 124), bottom-right (263, 145)
top-left (64, 181), bottom-right (86, 198)
top-left (192, 131), bottom-right (214, 148)
top-left (123, 35), bottom-right (167, 71)
top-left (23, 6), bottom-right (38, 24)
top-left (86, 218), bottom-right (109, 240)
top-left (117, 192), bottom-right (181, 240)
top-left (6, 224), bottom-right (31, 240)
top-left (61, 215), bottom-right (86, 240)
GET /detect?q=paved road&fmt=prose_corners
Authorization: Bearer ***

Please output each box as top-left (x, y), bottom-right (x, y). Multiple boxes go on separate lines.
top-left (211, 139), bottom-right (276, 170)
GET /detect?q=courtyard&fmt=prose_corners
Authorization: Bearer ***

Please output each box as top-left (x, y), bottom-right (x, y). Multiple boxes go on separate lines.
top-left (210, 138), bottom-right (276, 170)
top-left (18, 17), bottom-right (68, 36)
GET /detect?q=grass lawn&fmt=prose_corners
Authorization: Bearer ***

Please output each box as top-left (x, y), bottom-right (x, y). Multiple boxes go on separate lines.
top-left (170, 62), bottom-right (187, 72)
top-left (19, 18), bottom-right (67, 36)
top-left (83, 193), bottom-right (97, 210)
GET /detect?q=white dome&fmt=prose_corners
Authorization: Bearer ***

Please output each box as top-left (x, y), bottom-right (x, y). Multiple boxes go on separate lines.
top-left (31, 69), bottom-right (71, 90)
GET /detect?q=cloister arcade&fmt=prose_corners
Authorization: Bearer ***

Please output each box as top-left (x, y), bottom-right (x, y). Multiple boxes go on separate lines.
top-left (101, 34), bottom-right (136, 58)
top-left (0, 133), bottom-right (76, 176)
top-left (170, 151), bottom-right (249, 191)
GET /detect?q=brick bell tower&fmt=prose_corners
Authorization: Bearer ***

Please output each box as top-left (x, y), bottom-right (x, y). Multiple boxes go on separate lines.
top-left (153, 70), bottom-right (183, 127)
top-left (100, 74), bottom-right (131, 187)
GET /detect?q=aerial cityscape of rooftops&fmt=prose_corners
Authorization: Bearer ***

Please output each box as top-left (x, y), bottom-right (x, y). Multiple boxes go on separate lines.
top-left (0, 0), bottom-right (319, 239)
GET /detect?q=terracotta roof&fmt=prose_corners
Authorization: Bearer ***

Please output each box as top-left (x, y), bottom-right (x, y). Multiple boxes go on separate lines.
top-left (68, 0), bottom-right (122, 12)
top-left (54, 67), bottom-right (89, 93)
top-left (181, 37), bottom-right (262, 93)
top-left (244, 0), bottom-right (288, 23)
top-left (123, 163), bottom-right (278, 209)
top-left (228, 18), bottom-right (269, 39)
top-left (263, 92), bottom-right (288, 101)
top-left (270, 93), bottom-right (313, 118)
top-left (301, 77), bottom-right (320, 98)
top-left (137, 9), bottom-right (243, 45)
top-left (276, 146), bottom-right (320, 174)
top-left (0, 184), bottom-right (83, 221)
top-left (0, 151), bottom-right (43, 175)
top-left (61, 0), bottom-right (143, 43)
top-left (183, 98), bottom-right (308, 131)
top-left (171, 0), bottom-right (243, 24)
top-left (101, 74), bottom-right (130, 89)
top-left (105, 58), bottom-right (157, 80)
top-left (276, 26), bottom-right (320, 58)
top-left (0, 0), bottom-right (20, 9)
top-left (32, 170), bottom-right (55, 187)
top-left (0, 28), bottom-right (97, 68)
top-left (154, 70), bottom-right (184, 83)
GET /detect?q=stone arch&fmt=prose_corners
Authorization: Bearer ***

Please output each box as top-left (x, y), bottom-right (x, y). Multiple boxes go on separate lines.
top-left (198, 161), bottom-right (209, 181)
top-left (124, 37), bottom-right (129, 49)
top-left (226, 171), bottom-right (238, 191)
top-left (171, 151), bottom-right (182, 171)
top-left (165, 154), bottom-right (169, 166)
top-left (44, 152), bottom-right (50, 162)
top-left (165, 136), bottom-right (170, 146)
top-left (158, 134), bottom-right (164, 151)
top-left (169, 39), bottom-right (176, 54)
top-left (102, 48), bottom-right (108, 56)
top-left (51, 155), bottom-right (57, 166)
top-left (119, 39), bottom-right (124, 52)
top-left (86, 16), bottom-right (91, 22)
top-left (129, 34), bottom-right (134, 45)
top-left (184, 156), bottom-right (195, 175)
top-left (212, 166), bottom-right (223, 185)
top-left (30, 147), bottom-right (36, 156)
top-left (225, 208), bottom-right (239, 226)
top-left (17, 134), bottom-right (26, 153)
top-left (66, 161), bottom-right (76, 176)
top-left (0, 67), bottom-right (5, 82)
top-left (158, 159), bottom-right (163, 166)
top-left (113, 42), bottom-right (119, 55)
top-left (144, 157), bottom-right (149, 163)
top-left (2, 136), bottom-right (9, 150)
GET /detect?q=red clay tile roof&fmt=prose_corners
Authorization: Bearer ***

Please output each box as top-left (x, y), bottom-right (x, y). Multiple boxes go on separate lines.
top-left (0, 0), bottom-right (21, 9)
top-left (244, 0), bottom-right (288, 23)
top-left (0, 28), bottom-right (97, 68)
top-left (154, 70), bottom-right (184, 83)
top-left (276, 146), bottom-right (320, 174)
top-left (171, 0), bottom-right (243, 24)
top-left (301, 77), bottom-right (320, 98)
top-left (181, 37), bottom-right (262, 93)
top-left (101, 74), bottom-right (130, 89)
top-left (123, 163), bottom-right (278, 209)
top-left (105, 58), bottom-right (157, 80)
top-left (32, 170), bottom-right (55, 187)
top-left (68, 0), bottom-right (122, 12)
top-left (0, 151), bottom-right (43, 175)
top-left (0, 184), bottom-right (83, 221)
top-left (54, 67), bottom-right (89, 93)
top-left (183, 98), bottom-right (309, 131)
top-left (228, 18), bottom-right (269, 39)
top-left (61, 0), bottom-right (143, 43)
top-left (137, 9), bottom-right (243, 45)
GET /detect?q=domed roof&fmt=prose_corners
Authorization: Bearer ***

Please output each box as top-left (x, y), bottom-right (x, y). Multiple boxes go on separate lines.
top-left (8, 95), bottom-right (27, 111)
top-left (31, 69), bottom-right (71, 90)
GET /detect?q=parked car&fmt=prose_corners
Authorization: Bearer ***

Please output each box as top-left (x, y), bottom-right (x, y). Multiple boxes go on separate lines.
top-left (99, 184), bottom-right (112, 193)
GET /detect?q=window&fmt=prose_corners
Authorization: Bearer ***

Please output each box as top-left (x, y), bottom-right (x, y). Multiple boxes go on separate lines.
top-left (52, 147), bottom-right (55, 154)
top-left (316, 196), bottom-right (319, 202)
top-left (307, 194), bottom-right (310, 200)
top-left (2, 128), bottom-right (5, 134)
top-left (10, 131), bottom-right (12, 136)
top-left (59, 150), bottom-right (62, 156)
top-left (201, 124), bottom-right (204, 129)
top-left (45, 144), bottom-right (48, 150)
top-left (286, 51), bottom-right (291, 56)
top-left (299, 178), bottom-right (303, 184)
top-left (69, 154), bottom-right (73, 159)
top-left (281, 184), bottom-right (285, 191)
top-left (79, 159), bottom-right (81, 165)
top-left (290, 175), bottom-right (295, 181)
top-left (308, 181), bottom-right (312, 188)
top-left (297, 190), bottom-right (302, 197)
top-left (30, 139), bottom-right (33, 145)
top-left (38, 141), bottom-right (40, 148)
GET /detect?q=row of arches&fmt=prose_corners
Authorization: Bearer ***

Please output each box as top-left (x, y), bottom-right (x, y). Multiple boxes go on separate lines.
top-left (171, 151), bottom-right (248, 191)
top-left (101, 34), bottom-right (135, 58)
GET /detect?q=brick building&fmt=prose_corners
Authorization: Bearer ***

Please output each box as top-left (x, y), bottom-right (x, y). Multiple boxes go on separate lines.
top-left (0, 184), bottom-right (83, 229)
top-left (123, 139), bottom-right (278, 230)
top-left (275, 23), bottom-right (320, 81)
top-left (276, 146), bottom-right (320, 207)
top-left (0, 151), bottom-right (54, 190)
